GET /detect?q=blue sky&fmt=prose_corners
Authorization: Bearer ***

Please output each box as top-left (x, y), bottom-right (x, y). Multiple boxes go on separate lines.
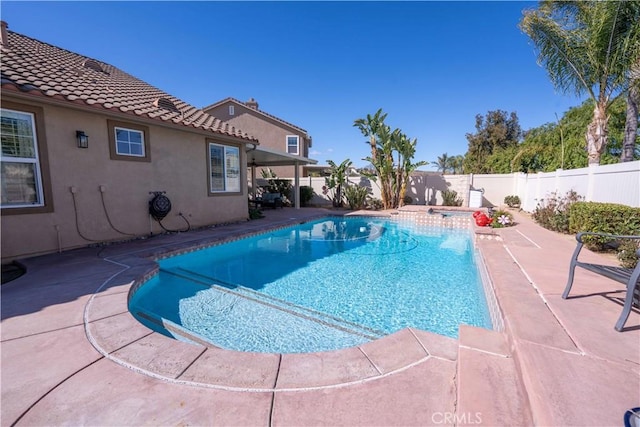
top-left (2, 1), bottom-right (584, 170)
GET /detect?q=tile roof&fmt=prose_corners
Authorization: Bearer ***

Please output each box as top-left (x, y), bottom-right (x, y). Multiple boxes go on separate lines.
top-left (203, 97), bottom-right (309, 137)
top-left (0, 27), bottom-right (257, 142)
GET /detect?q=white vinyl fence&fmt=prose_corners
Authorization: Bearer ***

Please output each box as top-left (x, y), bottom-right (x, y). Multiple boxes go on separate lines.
top-left (514, 161), bottom-right (640, 211)
top-left (281, 160), bottom-right (640, 211)
top-left (292, 174), bottom-right (473, 207)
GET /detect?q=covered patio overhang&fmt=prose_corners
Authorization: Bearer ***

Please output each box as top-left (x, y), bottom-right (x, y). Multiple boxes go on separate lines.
top-left (246, 145), bottom-right (317, 209)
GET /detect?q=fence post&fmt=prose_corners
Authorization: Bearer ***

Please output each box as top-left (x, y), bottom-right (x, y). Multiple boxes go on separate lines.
top-left (536, 171), bottom-right (542, 207)
top-left (522, 173), bottom-right (531, 211)
top-left (468, 173), bottom-right (474, 207)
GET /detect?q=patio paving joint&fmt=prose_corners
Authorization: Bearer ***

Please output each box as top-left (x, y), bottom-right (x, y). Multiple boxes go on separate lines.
top-left (407, 327), bottom-right (431, 357)
top-left (272, 353), bottom-right (282, 389)
top-left (515, 337), bottom-right (584, 358)
top-left (85, 310), bottom-right (130, 324)
top-left (458, 344), bottom-right (511, 359)
top-left (268, 391), bottom-right (276, 426)
top-left (514, 229), bottom-right (542, 248)
top-left (1, 323), bottom-right (86, 343)
top-left (106, 330), bottom-right (155, 355)
top-left (175, 346), bottom-right (209, 381)
top-left (92, 288), bottom-right (130, 297)
top-left (357, 346), bottom-right (384, 375)
top-left (11, 355), bottom-right (106, 427)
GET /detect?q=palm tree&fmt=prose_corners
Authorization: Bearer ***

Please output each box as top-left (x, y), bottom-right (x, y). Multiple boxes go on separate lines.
top-left (520, 1), bottom-right (640, 165)
top-left (363, 123), bottom-right (395, 209)
top-left (355, 110), bottom-right (396, 208)
top-left (324, 159), bottom-right (352, 207)
top-left (432, 153), bottom-right (451, 173)
top-left (355, 110), bottom-right (424, 209)
top-left (622, 61), bottom-right (640, 162)
top-left (354, 108), bottom-right (388, 166)
top-left (394, 133), bottom-right (426, 206)
top-left (449, 155), bottom-right (465, 174)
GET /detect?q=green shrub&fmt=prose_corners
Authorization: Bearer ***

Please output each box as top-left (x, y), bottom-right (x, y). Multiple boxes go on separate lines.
top-left (504, 195), bottom-right (521, 207)
top-left (490, 209), bottom-right (514, 228)
top-left (368, 198), bottom-right (383, 210)
top-left (568, 202), bottom-right (640, 253)
top-left (442, 190), bottom-right (463, 206)
top-left (403, 195), bottom-right (413, 205)
top-left (568, 202), bottom-right (640, 235)
top-left (617, 240), bottom-right (639, 269)
top-left (299, 186), bottom-right (314, 207)
top-left (260, 168), bottom-right (293, 205)
top-left (264, 179), bottom-right (292, 204)
top-left (248, 205), bottom-right (264, 220)
top-left (344, 185), bottom-right (369, 210)
top-left (532, 190), bottom-right (582, 233)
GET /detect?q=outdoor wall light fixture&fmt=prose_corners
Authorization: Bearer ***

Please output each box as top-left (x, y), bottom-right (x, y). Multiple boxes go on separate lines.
top-left (76, 130), bottom-right (89, 148)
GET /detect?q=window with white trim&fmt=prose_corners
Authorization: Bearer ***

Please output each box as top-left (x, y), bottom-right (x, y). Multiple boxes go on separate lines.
top-left (229, 105), bottom-right (235, 116)
top-left (286, 135), bottom-right (299, 155)
top-left (209, 142), bottom-right (240, 193)
top-left (1, 109), bottom-right (44, 207)
top-left (115, 127), bottom-right (145, 157)
top-left (108, 120), bottom-right (149, 162)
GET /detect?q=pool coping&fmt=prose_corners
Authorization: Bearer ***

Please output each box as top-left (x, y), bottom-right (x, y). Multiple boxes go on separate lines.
top-left (84, 212), bottom-right (481, 391)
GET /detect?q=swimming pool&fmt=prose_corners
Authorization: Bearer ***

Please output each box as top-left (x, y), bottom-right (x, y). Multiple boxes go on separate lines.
top-left (129, 216), bottom-right (493, 353)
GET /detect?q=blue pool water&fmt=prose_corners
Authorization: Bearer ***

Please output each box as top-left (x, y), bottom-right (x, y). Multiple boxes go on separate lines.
top-left (129, 216), bottom-right (492, 353)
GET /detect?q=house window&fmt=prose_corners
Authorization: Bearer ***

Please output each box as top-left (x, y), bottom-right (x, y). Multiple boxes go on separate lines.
top-left (229, 105), bottom-right (235, 116)
top-left (115, 127), bottom-right (144, 157)
top-left (287, 135), bottom-right (299, 155)
top-left (108, 120), bottom-right (150, 162)
top-left (209, 142), bottom-right (240, 193)
top-left (1, 108), bottom-right (45, 208)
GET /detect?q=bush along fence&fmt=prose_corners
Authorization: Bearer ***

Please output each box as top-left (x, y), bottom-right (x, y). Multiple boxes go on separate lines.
top-left (532, 195), bottom-right (640, 268)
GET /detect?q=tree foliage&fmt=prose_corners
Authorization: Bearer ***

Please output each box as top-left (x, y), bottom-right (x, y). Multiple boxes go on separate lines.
top-left (432, 153), bottom-right (464, 174)
top-left (431, 153), bottom-right (452, 173)
top-left (463, 110), bottom-right (522, 173)
top-left (520, 1), bottom-right (640, 164)
top-left (449, 155), bottom-right (465, 174)
top-left (480, 98), bottom-right (637, 174)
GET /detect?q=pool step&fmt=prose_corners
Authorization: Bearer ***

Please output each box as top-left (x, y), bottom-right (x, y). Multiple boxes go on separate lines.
top-left (159, 267), bottom-right (385, 341)
top-left (455, 325), bottom-right (533, 426)
top-left (135, 308), bottom-right (222, 347)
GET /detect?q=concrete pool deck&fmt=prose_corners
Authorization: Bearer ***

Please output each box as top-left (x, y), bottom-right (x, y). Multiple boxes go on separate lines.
top-left (1, 207), bottom-right (638, 426)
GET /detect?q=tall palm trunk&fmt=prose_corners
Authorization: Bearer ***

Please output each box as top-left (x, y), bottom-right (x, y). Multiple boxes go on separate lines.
top-left (621, 84), bottom-right (639, 162)
top-left (368, 135), bottom-right (378, 165)
top-left (586, 103), bottom-right (609, 165)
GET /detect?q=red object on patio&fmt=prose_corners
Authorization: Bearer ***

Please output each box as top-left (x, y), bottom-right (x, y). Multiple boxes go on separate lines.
top-left (474, 212), bottom-right (492, 226)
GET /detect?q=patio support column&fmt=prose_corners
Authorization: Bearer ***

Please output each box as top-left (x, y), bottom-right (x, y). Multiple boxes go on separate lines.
top-left (251, 164), bottom-right (257, 200)
top-left (294, 161), bottom-right (300, 209)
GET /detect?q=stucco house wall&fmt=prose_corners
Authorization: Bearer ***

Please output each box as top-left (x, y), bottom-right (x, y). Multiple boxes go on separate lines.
top-left (1, 96), bottom-right (250, 261)
top-left (0, 23), bottom-right (255, 261)
top-left (203, 99), bottom-right (311, 178)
